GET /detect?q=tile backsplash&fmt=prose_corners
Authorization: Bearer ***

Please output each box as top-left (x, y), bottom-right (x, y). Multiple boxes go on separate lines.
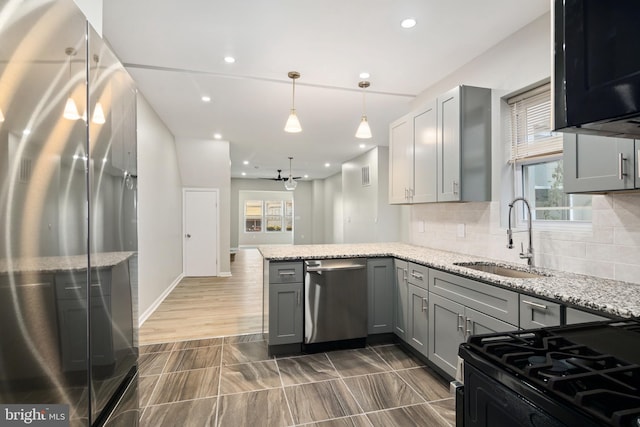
top-left (409, 193), bottom-right (640, 285)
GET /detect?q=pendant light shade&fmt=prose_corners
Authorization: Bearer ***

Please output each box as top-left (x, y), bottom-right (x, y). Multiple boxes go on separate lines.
top-left (92, 102), bottom-right (106, 124)
top-left (284, 156), bottom-right (297, 191)
top-left (63, 47), bottom-right (80, 121)
top-left (355, 81), bottom-right (372, 139)
top-left (0, 108), bottom-right (5, 123)
top-left (284, 71), bottom-right (302, 133)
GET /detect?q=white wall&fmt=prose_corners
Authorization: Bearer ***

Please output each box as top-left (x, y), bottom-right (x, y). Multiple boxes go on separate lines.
top-left (405, 12), bottom-right (640, 285)
top-left (323, 172), bottom-right (343, 243)
top-left (342, 146), bottom-right (400, 243)
top-left (175, 138), bottom-right (231, 274)
top-left (137, 95), bottom-right (184, 320)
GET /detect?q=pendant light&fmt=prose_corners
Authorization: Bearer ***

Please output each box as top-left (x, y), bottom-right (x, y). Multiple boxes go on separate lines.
top-left (284, 71), bottom-right (302, 133)
top-left (91, 54), bottom-right (106, 124)
top-left (0, 108), bottom-right (4, 123)
top-left (355, 80), bottom-right (372, 139)
top-left (63, 47), bottom-right (81, 120)
top-left (284, 156), bottom-right (297, 191)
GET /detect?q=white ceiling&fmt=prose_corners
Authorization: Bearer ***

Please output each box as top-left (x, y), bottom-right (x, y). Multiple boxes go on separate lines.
top-left (102, 0), bottom-right (549, 180)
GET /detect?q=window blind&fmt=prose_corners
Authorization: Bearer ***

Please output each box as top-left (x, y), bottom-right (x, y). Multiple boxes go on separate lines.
top-left (509, 83), bottom-right (563, 162)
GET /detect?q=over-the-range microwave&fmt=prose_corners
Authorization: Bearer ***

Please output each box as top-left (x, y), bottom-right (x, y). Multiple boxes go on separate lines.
top-left (553, 0), bottom-right (640, 138)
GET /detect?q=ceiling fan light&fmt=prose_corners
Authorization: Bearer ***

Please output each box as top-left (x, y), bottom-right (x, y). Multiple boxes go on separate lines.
top-left (284, 177), bottom-right (297, 191)
top-left (356, 115), bottom-right (372, 139)
top-left (284, 109), bottom-right (302, 133)
top-left (63, 97), bottom-right (80, 120)
top-left (92, 102), bottom-right (106, 124)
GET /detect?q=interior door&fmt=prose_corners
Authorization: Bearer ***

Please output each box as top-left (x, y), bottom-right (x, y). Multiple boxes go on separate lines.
top-left (184, 189), bottom-right (218, 276)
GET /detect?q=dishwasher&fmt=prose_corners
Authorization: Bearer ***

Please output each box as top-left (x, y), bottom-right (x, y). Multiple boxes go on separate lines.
top-left (304, 259), bottom-right (367, 345)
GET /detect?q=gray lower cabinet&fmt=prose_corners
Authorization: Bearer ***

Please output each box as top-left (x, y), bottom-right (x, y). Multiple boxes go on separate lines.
top-left (407, 283), bottom-right (428, 356)
top-left (367, 258), bottom-right (394, 334)
top-left (519, 294), bottom-right (562, 329)
top-left (565, 307), bottom-right (610, 324)
top-left (393, 259), bottom-right (408, 339)
top-left (428, 269), bottom-right (519, 378)
top-left (268, 261), bottom-right (304, 346)
top-left (428, 292), bottom-right (516, 378)
top-left (269, 282), bottom-right (303, 345)
top-left (563, 133), bottom-right (637, 192)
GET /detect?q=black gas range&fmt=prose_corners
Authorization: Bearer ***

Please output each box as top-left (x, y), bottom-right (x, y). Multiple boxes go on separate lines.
top-left (456, 319), bottom-right (640, 427)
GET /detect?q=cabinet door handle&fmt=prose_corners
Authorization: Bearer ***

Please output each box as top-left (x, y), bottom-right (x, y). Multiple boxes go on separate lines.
top-left (456, 314), bottom-right (464, 331)
top-left (403, 268), bottom-right (407, 282)
top-left (637, 149), bottom-right (640, 178)
top-left (522, 299), bottom-right (547, 310)
top-left (452, 180), bottom-right (459, 195)
top-left (465, 318), bottom-right (472, 338)
top-left (421, 297), bottom-right (427, 312)
top-left (296, 290), bottom-right (300, 305)
top-left (618, 153), bottom-right (627, 180)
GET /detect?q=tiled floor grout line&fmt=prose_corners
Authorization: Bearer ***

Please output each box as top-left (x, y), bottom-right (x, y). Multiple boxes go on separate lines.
top-left (323, 352), bottom-right (373, 425)
top-left (274, 357), bottom-right (296, 426)
top-left (214, 341), bottom-right (224, 427)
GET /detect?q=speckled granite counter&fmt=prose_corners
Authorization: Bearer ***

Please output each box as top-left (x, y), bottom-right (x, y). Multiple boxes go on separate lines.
top-left (0, 252), bottom-right (136, 274)
top-left (259, 242), bottom-right (640, 319)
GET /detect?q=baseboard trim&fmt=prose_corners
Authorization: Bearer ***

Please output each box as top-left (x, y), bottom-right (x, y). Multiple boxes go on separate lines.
top-left (139, 273), bottom-right (184, 327)
top-left (218, 271), bottom-right (232, 277)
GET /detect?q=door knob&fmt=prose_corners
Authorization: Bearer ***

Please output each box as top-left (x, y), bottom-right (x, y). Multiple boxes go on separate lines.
top-left (185, 233), bottom-right (191, 238)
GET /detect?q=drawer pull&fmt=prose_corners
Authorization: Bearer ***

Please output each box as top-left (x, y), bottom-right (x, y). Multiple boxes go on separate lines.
top-left (278, 270), bottom-right (296, 276)
top-left (64, 286), bottom-right (82, 290)
top-left (522, 299), bottom-right (547, 310)
top-left (411, 272), bottom-right (423, 281)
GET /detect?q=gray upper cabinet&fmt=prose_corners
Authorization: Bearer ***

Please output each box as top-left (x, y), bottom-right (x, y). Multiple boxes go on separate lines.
top-left (563, 133), bottom-right (637, 192)
top-left (389, 115), bottom-right (414, 204)
top-left (389, 86), bottom-right (491, 204)
top-left (437, 86), bottom-right (492, 202)
top-left (367, 258), bottom-right (394, 335)
top-left (393, 259), bottom-right (408, 339)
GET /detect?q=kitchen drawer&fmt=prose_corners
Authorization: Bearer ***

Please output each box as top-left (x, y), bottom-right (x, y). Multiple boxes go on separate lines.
top-left (269, 262), bottom-right (303, 284)
top-left (407, 262), bottom-right (428, 289)
top-left (519, 294), bottom-right (561, 329)
top-left (429, 269), bottom-right (519, 326)
top-left (565, 307), bottom-right (610, 325)
top-left (55, 270), bottom-right (111, 300)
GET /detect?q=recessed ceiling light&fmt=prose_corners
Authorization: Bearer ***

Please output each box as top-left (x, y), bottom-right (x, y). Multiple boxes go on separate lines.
top-left (224, 56), bottom-right (235, 64)
top-left (243, 160), bottom-right (249, 165)
top-left (23, 129), bottom-right (31, 135)
top-left (201, 95), bottom-right (211, 102)
top-left (359, 72), bottom-right (370, 79)
top-left (359, 143), bottom-right (366, 149)
top-left (213, 133), bottom-right (222, 140)
top-left (401, 18), bottom-right (417, 29)
top-left (304, 174), bottom-right (309, 179)
top-left (241, 172), bottom-right (246, 176)
top-left (324, 163), bottom-right (331, 168)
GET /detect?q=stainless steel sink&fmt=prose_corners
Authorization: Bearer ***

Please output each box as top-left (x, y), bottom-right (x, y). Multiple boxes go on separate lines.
top-left (454, 262), bottom-right (546, 279)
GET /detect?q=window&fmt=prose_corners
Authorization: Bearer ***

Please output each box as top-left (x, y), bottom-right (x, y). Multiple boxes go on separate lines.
top-left (244, 200), bottom-right (263, 232)
top-left (243, 199), bottom-right (293, 233)
top-left (509, 84), bottom-right (591, 225)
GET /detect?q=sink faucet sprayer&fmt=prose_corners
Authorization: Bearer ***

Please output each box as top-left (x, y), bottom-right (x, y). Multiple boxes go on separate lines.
top-left (507, 197), bottom-right (534, 267)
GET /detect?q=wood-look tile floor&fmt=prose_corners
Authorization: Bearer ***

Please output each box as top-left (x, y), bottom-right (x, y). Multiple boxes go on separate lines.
top-left (138, 336), bottom-right (455, 427)
top-left (139, 249), bottom-right (264, 345)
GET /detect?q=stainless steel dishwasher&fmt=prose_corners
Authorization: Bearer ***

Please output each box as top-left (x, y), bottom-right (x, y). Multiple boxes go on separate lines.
top-left (304, 259), bottom-right (367, 344)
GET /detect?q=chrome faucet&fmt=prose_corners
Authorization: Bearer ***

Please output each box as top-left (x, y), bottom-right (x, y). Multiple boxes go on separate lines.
top-left (507, 197), bottom-right (534, 267)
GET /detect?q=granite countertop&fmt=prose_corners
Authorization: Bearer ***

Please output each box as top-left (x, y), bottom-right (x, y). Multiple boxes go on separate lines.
top-left (0, 251), bottom-right (136, 275)
top-left (259, 242), bottom-right (640, 319)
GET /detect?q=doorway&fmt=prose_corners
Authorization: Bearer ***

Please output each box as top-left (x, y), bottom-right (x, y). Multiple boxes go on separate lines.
top-left (183, 188), bottom-right (219, 276)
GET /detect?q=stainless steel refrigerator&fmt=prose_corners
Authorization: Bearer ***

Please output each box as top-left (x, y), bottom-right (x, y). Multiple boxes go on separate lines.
top-left (0, 1), bottom-right (139, 425)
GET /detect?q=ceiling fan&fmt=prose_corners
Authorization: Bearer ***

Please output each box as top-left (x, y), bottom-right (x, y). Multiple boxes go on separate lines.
top-left (262, 169), bottom-right (301, 181)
